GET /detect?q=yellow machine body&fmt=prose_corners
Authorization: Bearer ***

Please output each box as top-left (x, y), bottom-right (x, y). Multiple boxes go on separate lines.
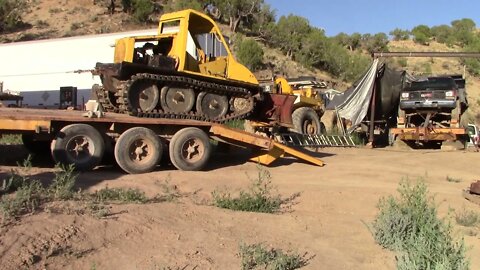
top-left (113, 9), bottom-right (258, 85)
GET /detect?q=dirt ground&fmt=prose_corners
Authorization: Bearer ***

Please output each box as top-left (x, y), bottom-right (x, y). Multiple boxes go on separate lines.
top-left (0, 146), bottom-right (479, 270)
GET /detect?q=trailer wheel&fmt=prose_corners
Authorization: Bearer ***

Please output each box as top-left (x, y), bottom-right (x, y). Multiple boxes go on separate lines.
top-left (22, 134), bottom-right (50, 155)
top-left (51, 124), bottom-right (105, 171)
top-left (114, 127), bottom-right (162, 174)
top-left (169, 127), bottom-right (211, 171)
top-left (292, 107), bottom-right (322, 135)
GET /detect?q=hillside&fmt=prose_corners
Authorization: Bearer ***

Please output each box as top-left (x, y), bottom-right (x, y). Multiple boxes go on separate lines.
top-left (1, 0), bottom-right (479, 123)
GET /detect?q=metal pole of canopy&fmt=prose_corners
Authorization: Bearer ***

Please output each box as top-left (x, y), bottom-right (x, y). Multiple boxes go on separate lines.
top-left (373, 52), bottom-right (480, 58)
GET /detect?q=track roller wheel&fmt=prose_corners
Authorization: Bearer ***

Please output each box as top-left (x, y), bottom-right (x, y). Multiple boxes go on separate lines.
top-left (114, 127), bottom-right (162, 174)
top-left (160, 86), bottom-right (195, 113)
top-left (231, 97), bottom-right (251, 113)
top-left (196, 92), bottom-right (228, 120)
top-left (51, 124), bottom-right (105, 171)
top-left (292, 107), bottom-right (322, 135)
top-left (169, 127), bottom-right (211, 171)
top-left (128, 81), bottom-right (159, 112)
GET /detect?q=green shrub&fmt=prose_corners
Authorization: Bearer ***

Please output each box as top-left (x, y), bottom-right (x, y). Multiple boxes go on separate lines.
top-left (0, 0), bottom-right (28, 32)
top-left (92, 187), bottom-right (148, 203)
top-left (49, 164), bottom-right (78, 200)
top-left (372, 180), bottom-right (469, 270)
top-left (455, 208), bottom-right (480, 227)
top-left (236, 39), bottom-right (264, 71)
top-left (132, 0), bottom-right (154, 23)
top-left (446, 176), bottom-right (461, 183)
top-left (1, 179), bottom-right (44, 219)
top-left (212, 166), bottom-right (298, 213)
top-left (397, 58), bottom-right (408, 68)
top-left (0, 134), bottom-right (22, 145)
top-left (239, 243), bottom-right (307, 270)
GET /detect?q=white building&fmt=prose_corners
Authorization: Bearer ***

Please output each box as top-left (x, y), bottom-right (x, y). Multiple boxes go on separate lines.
top-left (0, 29), bottom-right (157, 108)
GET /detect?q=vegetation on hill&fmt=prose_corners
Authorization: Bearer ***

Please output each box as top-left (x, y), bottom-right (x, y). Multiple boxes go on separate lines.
top-left (0, 0), bottom-right (479, 82)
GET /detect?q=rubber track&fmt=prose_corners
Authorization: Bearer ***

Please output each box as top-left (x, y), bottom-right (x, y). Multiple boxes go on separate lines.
top-left (102, 73), bottom-right (256, 123)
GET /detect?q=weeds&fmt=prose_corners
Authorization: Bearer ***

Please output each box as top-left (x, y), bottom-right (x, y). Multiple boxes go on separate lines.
top-left (49, 164), bottom-right (78, 200)
top-left (0, 134), bottom-right (22, 145)
top-left (1, 156), bottom-right (32, 194)
top-left (371, 179), bottom-right (469, 270)
top-left (212, 166), bottom-right (299, 213)
top-left (239, 243), bottom-right (308, 270)
top-left (0, 179), bottom-right (45, 219)
top-left (154, 176), bottom-right (183, 202)
top-left (455, 208), bottom-right (480, 227)
top-left (91, 187), bottom-right (148, 204)
top-left (446, 175), bottom-right (462, 183)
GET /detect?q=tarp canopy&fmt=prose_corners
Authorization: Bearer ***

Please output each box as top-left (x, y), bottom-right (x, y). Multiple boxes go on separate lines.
top-left (326, 60), bottom-right (410, 132)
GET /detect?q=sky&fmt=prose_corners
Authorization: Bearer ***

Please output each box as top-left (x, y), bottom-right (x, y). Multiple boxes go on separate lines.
top-left (265, 0), bottom-right (480, 37)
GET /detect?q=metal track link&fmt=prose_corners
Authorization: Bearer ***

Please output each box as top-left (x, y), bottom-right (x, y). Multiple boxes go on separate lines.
top-left (110, 73), bottom-right (256, 123)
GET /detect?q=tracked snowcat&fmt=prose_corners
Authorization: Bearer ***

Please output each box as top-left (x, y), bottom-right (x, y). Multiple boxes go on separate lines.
top-left (93, 9), bottom-right (261, 123)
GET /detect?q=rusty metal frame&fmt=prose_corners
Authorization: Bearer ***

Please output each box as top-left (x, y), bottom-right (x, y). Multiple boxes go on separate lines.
top-left (390, 127), bottom-right (466, 141)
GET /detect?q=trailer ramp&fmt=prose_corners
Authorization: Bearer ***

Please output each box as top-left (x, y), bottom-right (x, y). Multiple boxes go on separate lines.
top-left (209, 125), bottom-right (324, 167)
top-left (277, 133), bottom-right (356, 147)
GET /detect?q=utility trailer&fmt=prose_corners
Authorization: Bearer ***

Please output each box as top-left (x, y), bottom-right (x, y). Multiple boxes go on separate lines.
top-left (0, 107), bottom-right (323, 174)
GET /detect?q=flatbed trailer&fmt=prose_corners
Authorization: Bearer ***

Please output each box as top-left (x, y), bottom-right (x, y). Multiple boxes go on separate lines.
top-left (0, 107), bottom-right (323, 174)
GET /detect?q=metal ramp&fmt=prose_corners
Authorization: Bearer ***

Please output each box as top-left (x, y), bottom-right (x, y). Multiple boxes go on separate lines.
top-left (209, 125), bottom-right (324, 167)
top-left (277, 133), bottom-right (356, 147)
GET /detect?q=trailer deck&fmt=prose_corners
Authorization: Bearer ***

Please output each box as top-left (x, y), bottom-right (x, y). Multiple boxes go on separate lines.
top-left (0, 107), bottom-right (324, 172)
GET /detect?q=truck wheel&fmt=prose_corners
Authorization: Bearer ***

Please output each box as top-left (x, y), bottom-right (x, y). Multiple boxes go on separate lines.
top-left (51, 124), bottom-right (105, 171)
top-left (114, 127), bottom-right (162, 174)
top-left (169, 127), bottom-right (211, 171)
top-left (22, 134), bottom-right (50, 155)
top-left (292, 107), bottom-right (322, 135)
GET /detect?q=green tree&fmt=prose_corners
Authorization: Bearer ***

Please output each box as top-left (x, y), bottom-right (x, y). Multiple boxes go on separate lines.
top-left (0, 0), bottom-right (27, 32)
top-left (411, 24), bottom-right (431, 45)
top-left (236, 38), bottom-right (264, 71)
top-left (463, 39), bottom-right (480, 76)
top-left (348, 32), bottom-right (362, 51)
top-left (451, 18), bottom-right (476, 45)
top-left (132, 0), bottom-right (154, 23)
top-left (271, 14), bottom-right (311, 59)
top-left (430, 24), bottom-right (452, 44)
top-left (298, 27), bottom-right (329, 68)
top-left (209, 0), bottom-right (265, 32)
top-left (245, 3), bottom-right (275, 39)
top-left (164, 0), bottom-right (203, 12)
top-left (333, 32), bottom-right (350, 47)
top-left (389, 28), bottom-right (410, 41)
top-left (363, 33), bottom-right (389, 53)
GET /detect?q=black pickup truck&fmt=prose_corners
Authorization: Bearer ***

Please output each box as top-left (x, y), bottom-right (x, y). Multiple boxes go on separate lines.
top-left (399, 75), bottom-right (468, 112)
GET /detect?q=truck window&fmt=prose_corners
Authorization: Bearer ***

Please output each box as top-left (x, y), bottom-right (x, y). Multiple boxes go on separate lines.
top-left (161, 20), bottom-right (180, 34)
top-left (195, 33), bottom-right (228, 58)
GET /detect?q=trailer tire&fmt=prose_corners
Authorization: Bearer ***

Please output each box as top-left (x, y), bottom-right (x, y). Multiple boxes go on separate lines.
top-left (169, 127), bottom-right (211, 171)
top-left (292, 107), bottom-right (322, 135)
top-left (51, 124), bottom-right (105, 171)
top-left (114, 127), bottom-right (162, 174)
top-left (22, 134), bottom-right (50, 155)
